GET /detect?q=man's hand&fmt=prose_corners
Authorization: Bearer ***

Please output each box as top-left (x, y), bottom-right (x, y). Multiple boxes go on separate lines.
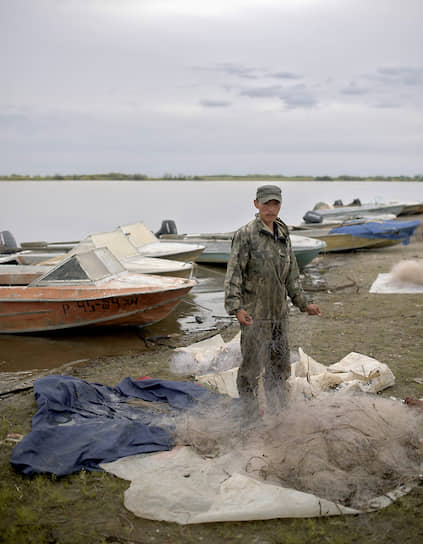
top-left (305, 303), bottom-right (322, 316)
top-left (236, 309), bottom-right (254, 326)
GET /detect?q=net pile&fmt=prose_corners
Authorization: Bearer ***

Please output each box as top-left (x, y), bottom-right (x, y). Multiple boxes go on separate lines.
top-left (175, 393), bottom-right (423, 510)
top-left (391, 259), bottom-right (423, 285)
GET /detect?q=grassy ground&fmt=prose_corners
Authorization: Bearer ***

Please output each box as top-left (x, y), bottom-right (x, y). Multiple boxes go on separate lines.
top-left (1, 223), bottom-right (423, 544)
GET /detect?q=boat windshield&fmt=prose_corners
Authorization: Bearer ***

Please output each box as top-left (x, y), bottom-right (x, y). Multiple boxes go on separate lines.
top-left (30, 247), bottom-right (124, 286)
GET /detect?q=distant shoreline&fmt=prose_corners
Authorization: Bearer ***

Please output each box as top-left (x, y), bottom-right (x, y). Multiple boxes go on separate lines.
top-left (0, 174), bottom-right (422, 182)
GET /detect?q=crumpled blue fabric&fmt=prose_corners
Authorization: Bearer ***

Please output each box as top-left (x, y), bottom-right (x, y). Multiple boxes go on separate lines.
top-left (329, 219), bottom-right (420, 245)
top-left (10, 375), bottom-right (213, 476)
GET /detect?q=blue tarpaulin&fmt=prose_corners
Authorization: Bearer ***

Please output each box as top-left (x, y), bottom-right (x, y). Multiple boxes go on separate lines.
top-left (10, 375), bottom-right (213, 476)
top-left (329, 220), bottom-right (420, 245)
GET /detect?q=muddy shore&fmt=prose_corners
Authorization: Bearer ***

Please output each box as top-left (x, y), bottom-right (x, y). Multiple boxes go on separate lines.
top-left (1, 219), bottom-right (423, 543)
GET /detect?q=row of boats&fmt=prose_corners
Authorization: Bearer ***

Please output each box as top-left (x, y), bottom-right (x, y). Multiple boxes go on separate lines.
top-left (156, 198), bottom-right (422, 260)
top-left (0, 222), bottom-right (326, 334)
top-left (0, 223), bottom-right (209, 335)
top-left (0, 199), bottom-right (421, 335)
top-left (302, 198), bottom-right (423, 224)
top-left (0, 221), bottom-right (326, 272)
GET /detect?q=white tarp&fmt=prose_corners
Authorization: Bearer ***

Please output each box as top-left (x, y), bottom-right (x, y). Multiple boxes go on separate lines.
top-left (197, 367), bottom-right (240, 398)
top-left (370, 273), bottom-right (423, 294)
top-left (287, 349), bottom-right (395, 397)
top-left (101, 446), bottom-right (411, 524)
top-left (170, 333), bottom-right (242, 376)
top-left (196, 345), bottom-right (395, 399)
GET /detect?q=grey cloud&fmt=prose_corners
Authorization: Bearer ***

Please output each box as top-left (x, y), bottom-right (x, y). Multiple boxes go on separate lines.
top-left (216, 63), bottom-right (260, 79)
top-left (200, 99), bottom-right (232, 108)
top-left (0, 112), bottom-right (29, 126)
top-left (378, 66), bottom-right (422, 76)
top-left (378, 67), bottom-right (413, 76)
top-left (196, 64), bottom-right (303, 82)
top-left (240, 86), bottom-right (283, 98)
top-left (374, 102), bottom-right (401, 109)
top-left (194, 63), bottom-right (260, 79)
top-left (282, 93), bottom-right (317, 109)
top-left (341, 83), bottom-right (370, 95)
top-left (269, 72), bottom-right (302, 80)
top-left (241, 84), bottom-right (317, 109)
top-left (378, 66), bottom-right (423, 86)
top-left (362, 66), bottom-right (423, 86)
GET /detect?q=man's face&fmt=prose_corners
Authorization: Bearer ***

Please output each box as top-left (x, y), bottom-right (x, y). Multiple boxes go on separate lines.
top-left (254, 199), bottom-right (281, 226)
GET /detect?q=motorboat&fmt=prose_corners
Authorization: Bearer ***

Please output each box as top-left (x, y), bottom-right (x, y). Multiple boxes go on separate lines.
top-left (159, 225), bottom-right (326, 270)
top-left (119, 222), bottom-right (205, 262)
top-left (297, 219), bottom-right (420, 252)
top-left (0, 247), bottom-right (196, 334)
top-left (77, 230), bottom-right (195, 278)
top-left (290, 234), bottom-right (327, 269)
top-left (9, 231), bottom-right (194, 278)
top-left (303, 202), bottom-right (406, 224)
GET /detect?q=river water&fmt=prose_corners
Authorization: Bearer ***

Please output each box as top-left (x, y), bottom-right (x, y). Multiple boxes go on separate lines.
top-left (1, 180), bottom-right (422, 242)
top-left (1, 180), bottom-right (422, 372)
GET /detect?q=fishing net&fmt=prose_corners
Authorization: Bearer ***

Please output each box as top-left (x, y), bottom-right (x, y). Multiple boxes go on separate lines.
top-left (174, 393), bottom-right (423, 510)
top-left (391, 259), bottom-right (423, 285)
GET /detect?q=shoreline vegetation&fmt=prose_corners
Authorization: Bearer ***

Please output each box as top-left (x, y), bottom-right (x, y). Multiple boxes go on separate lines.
top-left (0, 173), bottom-right (422, 182)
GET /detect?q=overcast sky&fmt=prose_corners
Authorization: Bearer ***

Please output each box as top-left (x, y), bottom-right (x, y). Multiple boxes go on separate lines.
top-left (1, 0), bottom-right (422, 177)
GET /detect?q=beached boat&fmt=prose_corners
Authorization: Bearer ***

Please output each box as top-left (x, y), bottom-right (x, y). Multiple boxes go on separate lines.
top-left (159, 234), bottom-right (232, 265)
top-left (119, 222), bottom-right (205, 262)
top-left (290, 234), bottom-right (327, 269)
top-left (395, 202), bottom-right (423, 216)
top-left (14, 251), bottom-right (194, 278)
top-left (160, 229), bottom-right (326, 270)
top-left (0, 248), bottom-right (196, 334)
top-left (79, 230), bottom-right (196, 277)
top-left (12, 250), bottom-right (69, 265)
top-left (303, 202), bottom-right (406, 224)
top-left (0, 253), bottom-right (21, 265)
top-left (13, 231), bottom-right (195, 278)
top-left (2, 222), bottom-right (205, 265)
top-left (297, 219), bottom-right (420, 253)
top-left (0, 231), bottom-right (76, 263)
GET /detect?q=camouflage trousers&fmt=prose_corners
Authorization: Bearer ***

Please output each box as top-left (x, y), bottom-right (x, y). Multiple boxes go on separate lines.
top-left (238, 317), bottom-right (290, 414)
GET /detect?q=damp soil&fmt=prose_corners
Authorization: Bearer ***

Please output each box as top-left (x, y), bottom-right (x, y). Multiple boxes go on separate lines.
top-left (1, 221), bottom-right (423, 543)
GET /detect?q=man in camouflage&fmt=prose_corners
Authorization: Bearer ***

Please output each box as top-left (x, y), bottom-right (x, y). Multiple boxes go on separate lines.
top-left (224, 185), bottom-right (321, 416)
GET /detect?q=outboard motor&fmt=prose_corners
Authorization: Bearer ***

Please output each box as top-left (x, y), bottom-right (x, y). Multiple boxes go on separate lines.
top-left (155, 219), bottom-right (178, 237)
top-left (302, 211), bottom-right (323, 224)
top-left (0, 230), bottom-right (20, 253)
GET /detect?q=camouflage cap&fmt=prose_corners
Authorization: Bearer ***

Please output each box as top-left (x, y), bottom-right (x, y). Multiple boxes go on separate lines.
top-left (255, 184), bottom-right (282, 203)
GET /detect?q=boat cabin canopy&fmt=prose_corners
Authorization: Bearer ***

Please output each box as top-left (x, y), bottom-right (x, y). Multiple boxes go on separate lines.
top-left (30, 247), bottom-right (125, 286)
top-left (85, 230), bottom-right (140, 260)
top-left (119, 222), bottom-right (158, 247)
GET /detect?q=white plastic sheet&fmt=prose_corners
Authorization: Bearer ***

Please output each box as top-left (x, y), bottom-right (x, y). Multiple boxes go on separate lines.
top-left (101, 446), bottom-right (411, 524)
top-left (287, 349), bottom-right (395, 398)
top-left (101, 446), bottom-right (360, 524)
top-left (370, 273), bottom-right (423, 293)
top-left (196, 345), bottom-right (395, 399)
top-left (170, 333), bottom-right (241, 375)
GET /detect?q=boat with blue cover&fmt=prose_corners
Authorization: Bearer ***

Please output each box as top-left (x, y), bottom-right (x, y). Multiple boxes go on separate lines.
top-left (299, 219), bottom-right (421, 252)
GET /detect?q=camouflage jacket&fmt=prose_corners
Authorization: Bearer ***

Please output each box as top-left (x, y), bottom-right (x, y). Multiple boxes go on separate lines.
top-left (224, 215), bottom-right (309, 320)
